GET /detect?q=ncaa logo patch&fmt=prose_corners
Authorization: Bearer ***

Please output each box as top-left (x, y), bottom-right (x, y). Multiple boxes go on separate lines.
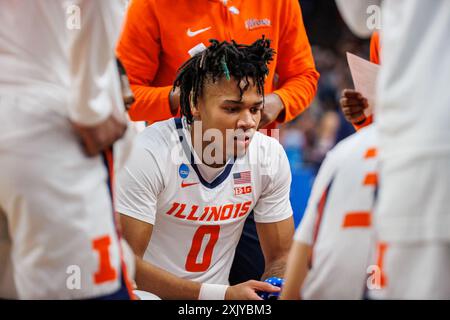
top-left (179, 164), bottom-right (190, 179)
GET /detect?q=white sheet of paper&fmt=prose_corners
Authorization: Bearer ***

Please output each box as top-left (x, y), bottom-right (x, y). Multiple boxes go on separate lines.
top-left (346, 52), bottom-right (380, 117)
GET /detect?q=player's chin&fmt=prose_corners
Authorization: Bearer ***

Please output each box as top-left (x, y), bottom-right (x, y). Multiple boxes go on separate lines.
top-left (232, 140), bottom-right (250, 158)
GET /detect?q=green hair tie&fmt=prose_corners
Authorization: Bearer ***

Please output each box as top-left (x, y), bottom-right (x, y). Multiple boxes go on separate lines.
top-left (221, 56), bottom-right (230, 81)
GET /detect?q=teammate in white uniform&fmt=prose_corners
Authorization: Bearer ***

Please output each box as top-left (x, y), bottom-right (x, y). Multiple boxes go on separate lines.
top-left (281, 124), bottom-right (378, 299)
top-left (335, 0), bottom-right (450, 299)
top-left (0, 1), bottom-right (135, 299)
top-left (117, 38), bottom-right (295, 300)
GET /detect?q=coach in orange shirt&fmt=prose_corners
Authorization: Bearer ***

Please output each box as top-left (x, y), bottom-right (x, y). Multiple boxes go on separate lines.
top-left (117, 0), bottom-right (319, 129)
top-left (117, 0), bottom-right (319, 286)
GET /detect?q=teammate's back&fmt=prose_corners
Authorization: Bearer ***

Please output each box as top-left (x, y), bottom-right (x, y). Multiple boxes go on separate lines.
top-left (295, 125), bottom-right (378, 299)
top-left (0, 2), bottom-right (73, 92)
top-left (0, 1), bottom-right (125, 120)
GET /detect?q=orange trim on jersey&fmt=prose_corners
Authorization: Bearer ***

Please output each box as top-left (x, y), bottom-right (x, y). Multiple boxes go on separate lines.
top-left (363, 173), bottom-right (378, 186)
top-left (308, 184), bottom-right (333, 269)
top-left (312, 187), bottom-right (329, 244)
top-left (104, 148), bottom-right (136, 300)
top-left (375, 242), bottom-right (388, 288)
top-left (310, 180), bottom-right (333, 267)
top-left (105, 148), bottom-right (115, 202)
top-left (364, 147), bottom-right (378, 159)
top-left (342, 211), bottom-right (372, 228)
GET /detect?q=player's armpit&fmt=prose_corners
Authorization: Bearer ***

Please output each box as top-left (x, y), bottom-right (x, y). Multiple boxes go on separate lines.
top-left (280, 241), bottom-right (312, 300)
top-left (256, 216), bottom-right (295, 278)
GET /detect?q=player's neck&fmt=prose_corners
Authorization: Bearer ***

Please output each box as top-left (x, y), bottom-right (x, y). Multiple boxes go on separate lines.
top-left (189, 125), bottom-right (227, 169)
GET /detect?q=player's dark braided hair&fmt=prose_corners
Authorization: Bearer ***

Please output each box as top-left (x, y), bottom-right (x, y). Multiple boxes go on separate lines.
top-left (173, 36), bottom-right (275, 124)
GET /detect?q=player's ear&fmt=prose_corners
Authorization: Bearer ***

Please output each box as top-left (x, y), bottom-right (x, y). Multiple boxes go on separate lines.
top-left (190, 90), bottom-right (201, 118)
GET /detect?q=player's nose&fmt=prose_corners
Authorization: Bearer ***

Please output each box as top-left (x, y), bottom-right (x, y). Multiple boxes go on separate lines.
top-left (236, 109), bottom-right (256, 131)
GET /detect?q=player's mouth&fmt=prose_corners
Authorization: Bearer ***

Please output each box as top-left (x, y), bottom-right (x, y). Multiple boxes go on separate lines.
top-left (234, 135), bottom-right (251, 148)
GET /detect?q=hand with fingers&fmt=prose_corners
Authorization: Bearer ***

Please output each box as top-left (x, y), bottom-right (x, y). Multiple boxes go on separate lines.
top-left (339, 89), bottom-right (369, 125)
top-left (258, 93), bottom-right (285, 129)
top-left (225, 280), bottom-right (281, 300)
top-left (71, 113), bottom-right (128, 157)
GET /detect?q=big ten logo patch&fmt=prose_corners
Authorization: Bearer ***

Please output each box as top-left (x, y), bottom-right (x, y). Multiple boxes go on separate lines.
top-left (234, 185), bottom-right (252, 196)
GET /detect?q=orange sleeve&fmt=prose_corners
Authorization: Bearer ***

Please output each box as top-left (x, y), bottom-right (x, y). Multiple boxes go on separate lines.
top-left (116, 0), bottom-right (173, 122)
top-left (272, 0), bottom-right (320, 123)
top-left (352, 114), bottom-right (373, 131)
top-left (370, 31), bottom-right (380, 65)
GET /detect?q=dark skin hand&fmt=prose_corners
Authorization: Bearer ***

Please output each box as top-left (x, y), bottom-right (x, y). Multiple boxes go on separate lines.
top-left (169, 87), bottom-right (181, 116)
top-left (258, 93), bottom-right (285, 129)
top-left (72, 113), bottom-right (127, 157)
top-left (339, 89), bottom-right (369, 125)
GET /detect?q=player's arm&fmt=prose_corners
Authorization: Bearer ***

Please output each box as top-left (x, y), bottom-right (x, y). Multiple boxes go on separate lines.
top-left (253, 141), bottom-right (295, 281)
top-left (119, 214), bottom-right (203, 299)
top-left (279, 242), bottom-right (311, 300)
top-left (68, 0), bottom-right (127, 156)
top-left (116, 0), bottom-right (178, 123)
top-left (263, 0), bottom-right (319, 128)
top-left (119, 214), bottom-right (279, 300)
top-left (256, 217), bottom-right (295, 279)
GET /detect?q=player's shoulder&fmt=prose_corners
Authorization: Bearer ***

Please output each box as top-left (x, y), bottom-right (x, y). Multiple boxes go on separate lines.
top-left (327, 125), bottom-right (378, 164)
top-left (250, 131), bottom-right (286, 156)
top-left (135, 118), bottom-right (178, 154)
top-left (248, 132), bottom-right (289, 178)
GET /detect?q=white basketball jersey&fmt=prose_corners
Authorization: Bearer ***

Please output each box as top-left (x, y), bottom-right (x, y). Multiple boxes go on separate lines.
top-left (117, 118), bottom-right (293, 285)
top-left (295, 125), bottom-right (378, 299)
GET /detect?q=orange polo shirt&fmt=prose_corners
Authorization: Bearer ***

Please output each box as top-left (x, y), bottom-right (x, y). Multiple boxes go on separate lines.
top-left (117, 0), bottom-right (319, 128)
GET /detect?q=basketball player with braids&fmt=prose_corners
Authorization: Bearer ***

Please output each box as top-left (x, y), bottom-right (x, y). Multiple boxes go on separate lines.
top-left (116, 38), bottom-right (295, 300)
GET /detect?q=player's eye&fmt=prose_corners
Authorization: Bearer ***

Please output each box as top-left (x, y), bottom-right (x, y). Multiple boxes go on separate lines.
top-left (224, 106), bottom-right (240, 113)
top-left (250, 104), bottom-right (263, 114)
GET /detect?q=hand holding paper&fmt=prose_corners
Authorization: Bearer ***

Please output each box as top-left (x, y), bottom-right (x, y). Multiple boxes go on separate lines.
top-left (346, 52), bottom-right (380, 117)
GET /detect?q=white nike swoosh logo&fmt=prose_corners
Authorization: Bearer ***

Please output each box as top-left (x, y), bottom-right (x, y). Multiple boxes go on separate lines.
top-left (187, 26), bottom-right (211, 37)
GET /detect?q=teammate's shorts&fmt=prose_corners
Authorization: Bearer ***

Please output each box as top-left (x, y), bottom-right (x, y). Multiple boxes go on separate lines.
top-left (368, 241), bottom-right (450, 299)
top-left (371, 151), bottom-right (450, 299)
top-left (0, 94), bottom-right (134, 299)
top-left (375, 154), bottom-right (450, 242)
